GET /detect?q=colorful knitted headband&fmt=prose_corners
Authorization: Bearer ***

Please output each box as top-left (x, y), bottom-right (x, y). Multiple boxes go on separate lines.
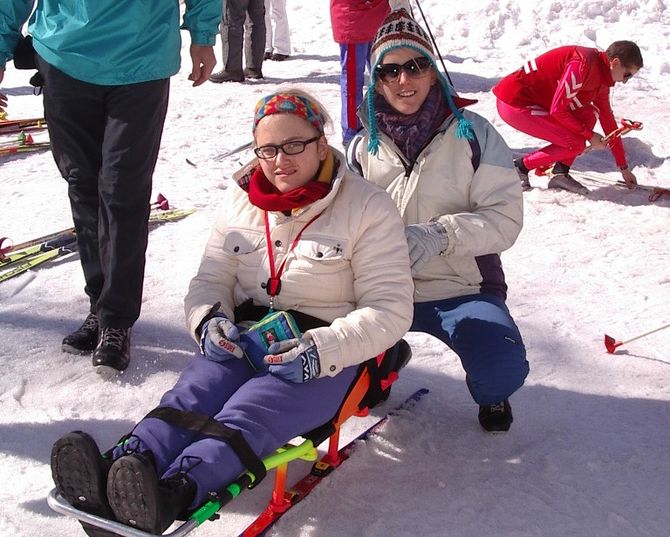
top-left (253, 93), bottom-right (326, 134)
top-left (366, 8), bottom-right (473, 155)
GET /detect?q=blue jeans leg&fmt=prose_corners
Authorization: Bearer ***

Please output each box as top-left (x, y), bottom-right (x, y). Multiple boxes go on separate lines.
top-left (411, 294), bottom-right (529, 406)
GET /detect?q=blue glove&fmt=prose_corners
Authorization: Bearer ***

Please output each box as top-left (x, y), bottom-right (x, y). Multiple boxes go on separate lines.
top-left (200, 316), bottom-right (244, 362)
top-left (265, 336), bottom-right (321, 383)
top-left (405, 221), bottom-right (449, 275)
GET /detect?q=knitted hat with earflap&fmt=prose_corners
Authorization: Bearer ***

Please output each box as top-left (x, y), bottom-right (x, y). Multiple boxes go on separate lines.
top-left (366, 7), bottom-right (473, 155)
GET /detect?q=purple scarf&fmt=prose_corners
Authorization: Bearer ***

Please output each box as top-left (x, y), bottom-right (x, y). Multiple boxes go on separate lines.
top-left (373, 84), bottom-right (448, 162)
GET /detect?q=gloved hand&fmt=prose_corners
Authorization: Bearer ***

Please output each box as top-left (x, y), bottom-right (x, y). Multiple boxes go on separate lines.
top-left (264, 336), bottom-right (321, 383)
top-left (200, 316), bottom-right (244, 362)
top-left (405, 221), bottom-right (449, 275)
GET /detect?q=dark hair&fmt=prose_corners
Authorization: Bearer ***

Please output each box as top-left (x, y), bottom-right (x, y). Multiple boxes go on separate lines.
top-left (605, 41), bottom-right (643, 68)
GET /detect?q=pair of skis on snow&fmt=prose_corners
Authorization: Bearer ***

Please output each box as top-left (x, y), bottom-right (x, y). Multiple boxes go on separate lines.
top-left (0, 117), bottom-right (50, 155)
top-left (0, 194), bottom-right (195, 283)
top-left (536, 166), bottom-right (669, 201)
top-left (0, 116), bottom-right (47, 134)
top-left (47, 388), bottom-right (429, 537)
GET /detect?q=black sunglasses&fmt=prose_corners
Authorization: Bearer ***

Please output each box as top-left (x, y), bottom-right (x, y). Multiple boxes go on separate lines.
top-left (254, 136), bottom-right (320, 159)
top-left (375, 57), bottom-right (433, 83)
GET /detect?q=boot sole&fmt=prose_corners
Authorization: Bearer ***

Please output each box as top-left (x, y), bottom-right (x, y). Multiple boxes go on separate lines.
top-left (107, 456), bottom-right (164, 533)
top-left (62, 343), bottom-right (96, 355)
top-left (51, 432), bottom-right (113, 517)
top-left (95, 365), bottom-right (124, 379)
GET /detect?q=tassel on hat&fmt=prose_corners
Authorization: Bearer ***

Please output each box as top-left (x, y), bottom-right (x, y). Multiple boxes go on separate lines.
top-left (366, 8), bottom-right (473, 155)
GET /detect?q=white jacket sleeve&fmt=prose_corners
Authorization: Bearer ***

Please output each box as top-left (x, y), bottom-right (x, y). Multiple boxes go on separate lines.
top-left (436, 114), bottom-right (524, 258)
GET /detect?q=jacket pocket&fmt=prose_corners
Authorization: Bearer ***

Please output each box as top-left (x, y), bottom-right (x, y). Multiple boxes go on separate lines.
top-left (294, 236), bottom-right (348, 264)
top-left (222, 229), bottom-right (264, 256)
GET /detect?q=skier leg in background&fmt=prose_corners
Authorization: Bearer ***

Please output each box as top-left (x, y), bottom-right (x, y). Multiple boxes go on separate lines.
top-left (210, 0), bottom-right (266, 83)
top-left (339, 42), bottom-right (372, 146)
top-left (329, 0), bottom-right (390, 146)
top-left (264, 0), bottom-right (291, 61)
top-left (496, 101), bottom-right (598, 193)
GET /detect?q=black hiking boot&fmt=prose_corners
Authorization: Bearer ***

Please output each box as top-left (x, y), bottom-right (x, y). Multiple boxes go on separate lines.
top-left (478, 400), bottom-right (513, 432)
top-left (92, 327), bottom-right (130, 374)
top-left (107, 454), bottom-right (196, 534)
top-left (513, 158), bottom-right (532, 191)
top-left (50, 431), bottom-right (117, 537)
top-left (62, 313), bottom-right (99, 354)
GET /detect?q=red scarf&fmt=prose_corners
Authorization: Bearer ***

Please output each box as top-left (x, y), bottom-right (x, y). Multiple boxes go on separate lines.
top-left (248, 166), bottom-right (331, 212)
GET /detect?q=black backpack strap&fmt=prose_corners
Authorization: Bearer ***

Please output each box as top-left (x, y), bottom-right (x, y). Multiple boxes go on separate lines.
top-left (144, 407), bottom-right (267, 488)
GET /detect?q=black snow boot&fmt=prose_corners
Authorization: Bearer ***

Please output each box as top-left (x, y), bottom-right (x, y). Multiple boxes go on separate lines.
top-left (107, 453), bottom-right (196, 534)
top-left (478, 400), bottom-right (514, 432)
top-left (92, 327), bottom-right (130, 374)
top-left (62, 313), bottom-right (99, 354)
top-left (50, 431), bottom-right (117, 537)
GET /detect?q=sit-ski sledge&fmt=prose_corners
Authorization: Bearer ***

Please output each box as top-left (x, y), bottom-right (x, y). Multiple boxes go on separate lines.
top-left (48, 339), bottom-right (422, 537)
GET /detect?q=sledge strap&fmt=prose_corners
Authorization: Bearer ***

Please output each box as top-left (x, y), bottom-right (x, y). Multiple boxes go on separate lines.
top-left (144, 407), bottom-right (267, 488)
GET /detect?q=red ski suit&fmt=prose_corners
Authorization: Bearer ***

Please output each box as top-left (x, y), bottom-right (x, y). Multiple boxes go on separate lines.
top-left (493, 45), bottom-right (627, 169)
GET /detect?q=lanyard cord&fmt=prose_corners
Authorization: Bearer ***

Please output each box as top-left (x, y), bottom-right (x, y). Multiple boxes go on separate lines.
top-left (263, 211), bottom-right (322, 309)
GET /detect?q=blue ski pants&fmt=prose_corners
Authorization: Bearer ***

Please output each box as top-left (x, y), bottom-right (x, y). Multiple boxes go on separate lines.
top-left (113, 356), bottom-right (358, 506)
top-left (339, 42), bottom-right (371, 145)
top-left (411, 294), bottom-right (529, 406)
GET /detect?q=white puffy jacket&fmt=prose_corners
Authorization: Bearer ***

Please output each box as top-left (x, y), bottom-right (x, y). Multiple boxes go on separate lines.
top-left (184, 150), bottom-right (414, 377)
top-left (349, 109), bottom-right (523, 302)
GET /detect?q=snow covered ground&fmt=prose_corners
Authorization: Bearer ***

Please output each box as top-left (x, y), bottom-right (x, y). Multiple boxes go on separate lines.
top-left (1, 1), bottom-right (669, 536)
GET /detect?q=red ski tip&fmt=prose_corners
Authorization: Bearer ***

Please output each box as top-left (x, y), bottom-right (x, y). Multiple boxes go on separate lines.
top-left (154, 193), bottom-right (170, 210)
top-left (604, 334), bottom-right (621, 354)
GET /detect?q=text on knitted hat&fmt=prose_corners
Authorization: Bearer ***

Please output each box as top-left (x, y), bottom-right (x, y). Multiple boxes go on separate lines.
top-left (253, 93), bottom-right (326, 134)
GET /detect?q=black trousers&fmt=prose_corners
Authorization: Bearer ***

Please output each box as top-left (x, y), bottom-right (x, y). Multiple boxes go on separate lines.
top-left (37, 57), bottom-right (170, 328)
top-left (225, 0), bottom-right (266, 72)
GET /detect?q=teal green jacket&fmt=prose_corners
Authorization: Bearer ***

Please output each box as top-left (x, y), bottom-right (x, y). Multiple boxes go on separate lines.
top-left (0, 0), bottom-right (220, 85)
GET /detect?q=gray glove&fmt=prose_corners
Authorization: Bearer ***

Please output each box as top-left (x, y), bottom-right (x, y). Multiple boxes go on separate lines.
top-left (200, 317), bottom-right (244, 362)
top-left (405, 221), bottom-right (449, 275)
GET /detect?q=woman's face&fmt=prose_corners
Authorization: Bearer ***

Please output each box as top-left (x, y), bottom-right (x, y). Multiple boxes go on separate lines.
top-left (254, 113), bottom-right (328, 193)
top-left (375, 47), bottom-right (437, 115)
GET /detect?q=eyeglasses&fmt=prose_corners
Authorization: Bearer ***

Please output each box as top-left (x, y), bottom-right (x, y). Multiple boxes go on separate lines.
top-left (375, 57), bottom-right (433, 83)
top-left (254, 136), bottom-right (320, 159)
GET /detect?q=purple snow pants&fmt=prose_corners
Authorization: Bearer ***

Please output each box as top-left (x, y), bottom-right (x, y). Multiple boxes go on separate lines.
top-left (112, 355), bottom-right (358, 506)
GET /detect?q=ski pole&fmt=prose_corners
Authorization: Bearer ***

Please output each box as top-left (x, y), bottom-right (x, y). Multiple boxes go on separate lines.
top-left (604, 322), bottom-right (670, 353)
top-left (212, 140), bottom-right (253, 161)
